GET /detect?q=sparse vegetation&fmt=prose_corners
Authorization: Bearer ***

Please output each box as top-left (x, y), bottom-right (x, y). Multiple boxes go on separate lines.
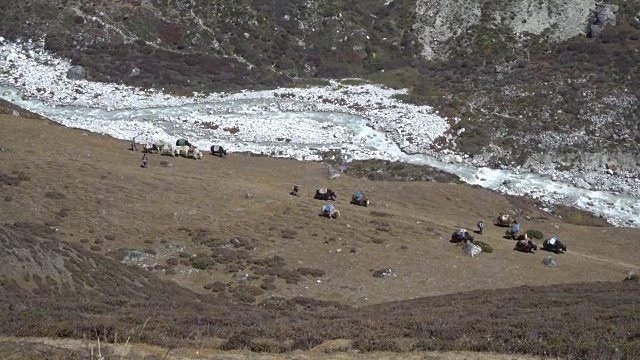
top-left (1, 114), bottom-right (640, 359)
top-left (44, 191), bottom-right (66, 200)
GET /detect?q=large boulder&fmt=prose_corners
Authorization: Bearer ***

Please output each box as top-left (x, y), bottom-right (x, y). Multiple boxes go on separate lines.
top-left (597, 6), bottom-right (617, 27)
top-left (66, 65), bottom-right (86, 81)
top-left (464, 242), bottom-right (482, 257)
top-left (588, 4), bottom-right (618, 37)
top-left (543, 256), bottom-right (558, 267)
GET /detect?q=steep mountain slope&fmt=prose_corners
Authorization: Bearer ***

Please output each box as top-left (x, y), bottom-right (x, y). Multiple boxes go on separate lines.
top-left (0, 0), bottom-right (639, 173)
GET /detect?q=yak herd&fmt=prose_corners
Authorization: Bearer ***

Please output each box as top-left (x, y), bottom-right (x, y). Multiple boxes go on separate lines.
top-left (142, 139), bottom-right (228, 159)
top-left (451, 213), bottom-right (567, 256)
top-left (139, 138), bottom-right (566, 256)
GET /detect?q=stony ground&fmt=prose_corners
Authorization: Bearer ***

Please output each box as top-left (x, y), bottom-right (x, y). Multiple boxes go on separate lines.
top-left (1, 114), bottom-right (640, 359)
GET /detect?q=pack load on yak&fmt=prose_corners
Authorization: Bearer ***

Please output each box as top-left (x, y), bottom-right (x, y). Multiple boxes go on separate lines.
top-left (320, 203), bottom-right (340, 219)
top-left (505, 221), bottom-right (522, 239)
top-left (451, 228), bottom-right (474, 243)
top-left (143, 140), bottom-right (168, 154)
top-left (315, 188), bottom-right (337, 201)
top-left (496, 214), bottom-right (512, 227)
top-left (176, 138), bottom-right (192, 147)
top-left (210, 145), bottom-right (227, 157)
top-left (542, 236), bottom-right (567, 254)
top-left (515, 239), bottom-right (537, 253)
top-left (350, 191), bottom-right (369, 206)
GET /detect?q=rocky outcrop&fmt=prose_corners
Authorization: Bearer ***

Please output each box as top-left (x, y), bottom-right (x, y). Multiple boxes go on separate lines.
top-left (415, 0), bottom-right (595, 59)
top-left (588, 4), bottom-right (619, 37)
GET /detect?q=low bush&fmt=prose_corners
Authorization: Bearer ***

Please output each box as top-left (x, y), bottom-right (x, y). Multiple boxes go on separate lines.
top-left (352, 337), bottom-right (402, 352)
top-left (260, 283), bottom-right (277, 291)
top-left (297, 267), bottom-right (326, 277)
top-left (45, 191), bottom-right (66, 200)
top-left (203, 281), bottom-right (226, 292)
top-left (526, 229), bottom-right (544, 240)
top-left (474, 241), bottom-right (494, 253)
top-left (250, 340), bottom-right (283, 353)
top-left (190, 255), bottom-right (215, 270)
top-left (220, 333), bottom-right (253, 350)
top-left (291, 334), bottom-right (324, 350)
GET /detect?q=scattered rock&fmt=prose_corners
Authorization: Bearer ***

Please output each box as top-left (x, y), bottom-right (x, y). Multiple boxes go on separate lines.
top-left (66, 65), bottom-right (86, 81)
top-left (588, 5), bottom-right (617, 37)
top-left (121, 249), bottom-right (149, 264)
top-left (373, 268), bottom-right (397, 278)
top-left (464, 242), bottom-right (482, 257)
top-left (543, 256), bottom-right (558, 267)
top-left (575, 178), bottom-right (592, 190)
top-left (326, 164), bottom-right (340, 179)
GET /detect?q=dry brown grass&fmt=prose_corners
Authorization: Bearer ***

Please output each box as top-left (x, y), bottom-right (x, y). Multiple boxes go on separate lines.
top-left (1, 114), bottom-right (640, 358)
top-left (0, 337), bottom-right (559, 360)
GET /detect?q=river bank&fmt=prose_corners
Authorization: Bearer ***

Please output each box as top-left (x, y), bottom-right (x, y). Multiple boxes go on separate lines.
top-left (1, 36), bottom-right (639, 227)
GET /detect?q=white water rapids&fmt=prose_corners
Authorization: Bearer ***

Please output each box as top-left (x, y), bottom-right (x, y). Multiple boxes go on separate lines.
top-left (1, 83), bottom-right (639, 228)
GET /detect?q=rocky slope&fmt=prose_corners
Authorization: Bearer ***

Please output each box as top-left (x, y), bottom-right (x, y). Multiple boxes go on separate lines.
top-left (0, 0), bottom-right (639, 178)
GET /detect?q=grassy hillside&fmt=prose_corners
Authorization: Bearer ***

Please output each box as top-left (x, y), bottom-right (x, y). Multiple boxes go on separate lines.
top-left (1, 113), bottom-right (640, 358)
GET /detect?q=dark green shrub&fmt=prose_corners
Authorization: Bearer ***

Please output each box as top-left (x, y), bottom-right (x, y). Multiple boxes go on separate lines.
top-left (474, 241), bottom-right (494, 253)
top-left (526, 229), bottom-right (544, 240)
top-left (190, 255), bottom-right (215, 270)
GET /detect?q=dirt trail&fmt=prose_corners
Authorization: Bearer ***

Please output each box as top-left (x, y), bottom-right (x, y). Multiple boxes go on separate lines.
top-left (568, 250), bottom-right (639, 271)
top-left (0, 337), bottom-right (559, 360)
